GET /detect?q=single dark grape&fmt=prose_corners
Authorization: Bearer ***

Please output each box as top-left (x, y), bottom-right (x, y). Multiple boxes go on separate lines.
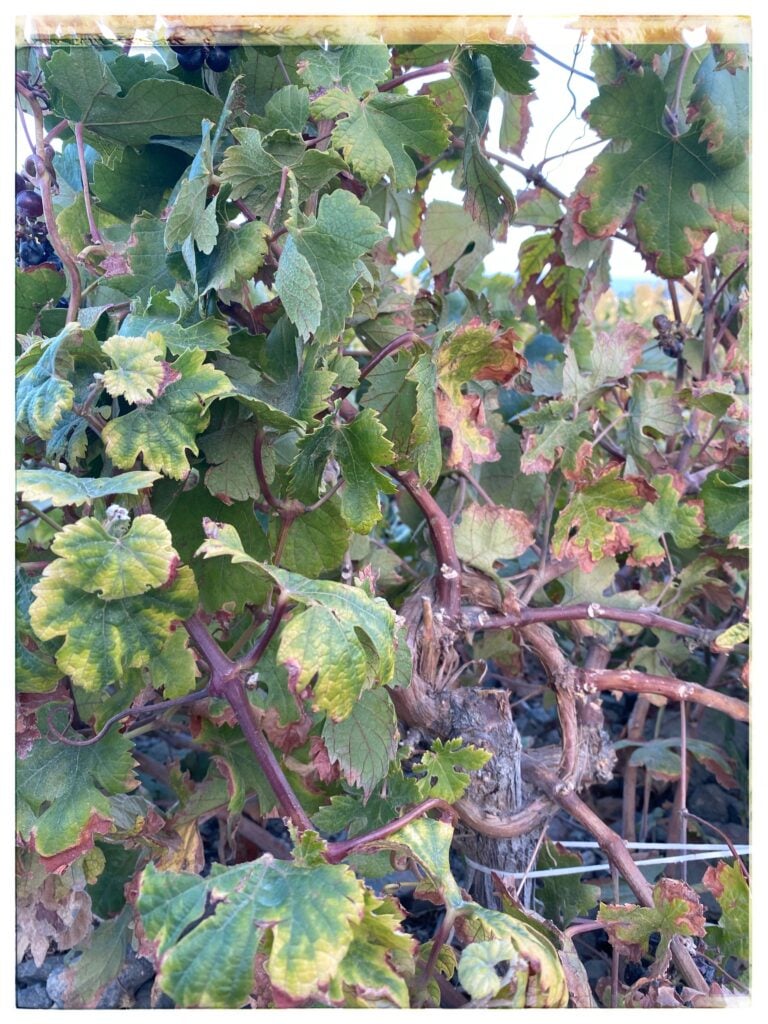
top-left (56, 297), bottom-right (69, 308)
top-left (205, 46), bottom-right (231, 72)
top-left (19, 240), bottom-right (47, 266)
top-left (16, 190), bottom-right (44, 219)
top-left (176, 46), bottom-right (208, 71)
top-left (24, 154), bottom-right (38, 177)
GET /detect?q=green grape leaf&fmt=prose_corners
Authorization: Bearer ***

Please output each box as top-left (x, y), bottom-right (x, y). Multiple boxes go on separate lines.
top-left (200, 419), bottom-right (261, 503)
top-left (269, 498), bottom-right (350, 577)
top-left (48, 514), bottom-right (179, 600)
top-left (219, 127), bottom-right (346, 218)
top-left (16, 322), bottom-right (88, 440)
top-left (572, 71), bottom-right (748, 277)
top-left (381, 817), bottom-right (464, 909)
top-left (196, 721), bottom-right (278, 815)
top-left (297, 44), bottom-right (392, 95)
top-left (701, 470), bottom-right (749, 547)
top-left (519, 401), bottom-right (594, 479)
top-left (29, 562), bottom-right (198, 692)
top-left (101, 348), bottom-right (232, 479)
top-left (138, 855), bottom-right (365, 1006)
top-left (457, 138), bottom-right (517, 234)
top-left (83, 79), bottom-right (222, 147)
top-left (457, 939), bottom-right (523, 1001)
top-left (15, 468), bottom-right (159, 508)
top-left (413, 737), bottom-right (492, 802)
top-left (627, 474), bottom-right (704, 565)
top-left (217, 351), bottom-right (336, 432)
top-left (471, 44), bottom-right (537, 95)
top-left (537, 842), bottom-right (601, 929)
top-left (276, 189), bottom-right (387, 345)
top-left (253, 84), bottom-right (310, 133)
top-left (454, 502), bottom-right (534, 574)
top-left (17, 708), bottom-right (138, 868)
top-left (149, 628), bottom-right (198, 699)
top-left (552, 468), bottom-right (642, 571)
top-left (321, 688), bottom-right (399, 797)
top-left (196, 522), bottom-right (396, 684)
top-left (197, 220), bottom-right (271, 296)
top-left (105, 214), bottom-right (177, 302)
top-left (291, 408), bottom-right (396, 532)
top-left (422, 200), bottom-right (492, 278)
top-left (625, 377), bottom-right (683, 473)
top-left (702, 861), bottom-right (749, 966)
top-left (16, 267), bottom-right (65, 334)
top-left (101, 332), bottom-right (175, 405)
top-left (160, 485), bottom-right (270, 614)
top-left (164, 120), bottom-right (216, 253)
top-left (408, 354), bottom-right (443, 484)
top-left (312, 89), bottom-right (449, 190)
top-left (597, 877), bottom-right (706, 963)
top-left (329, 889), bottom-right (413, 1007)
top-left (91, 144), bottom-right (190, 221)
top-left (45, 46), bottom-right (120, 122)
top-left (50, 906), bottom-right (132, 1010)
top-left (273, 238), bottom-right (322, 340)
top-left (689, 50), bottom-right (749, 169)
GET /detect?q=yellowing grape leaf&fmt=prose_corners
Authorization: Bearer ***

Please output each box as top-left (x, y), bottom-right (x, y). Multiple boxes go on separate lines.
top-left (457, 938), bottom-right (525, 1001)
top-left (101, 348), bottom-right (232, 479)
top-left (702, 861), bottom-right (749, 966)
top-left (16, 323), bottom-right (88, 440)
top-left (17, 705), bottom-right (138, 870)
top-left (29, 562), bottom-right (197, 692)
top-left (328, 889), bottom-right (414, 1007)
top-left (138, 855), bottom-right (365, 1006)
top-left (48, 513), bottom-right (179, 600)
top-left (195, 522), bottom-right (397, 709)
top-left (413, 737), bottom-right (492, 802)
top-left (15, 468), bottom-right (160, 508)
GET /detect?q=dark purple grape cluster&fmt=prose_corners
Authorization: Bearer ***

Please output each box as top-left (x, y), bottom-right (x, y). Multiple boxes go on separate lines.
top-left (16, 168), bottom-right (62, 270)
top-left (168, 39), bottom-right (235, 73)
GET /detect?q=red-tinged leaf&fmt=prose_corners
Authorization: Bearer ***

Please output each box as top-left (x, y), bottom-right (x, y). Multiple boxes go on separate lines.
top-left (570, 71), bottom-right (747, 278)
top-left (627, 474), bottom-right (705, 565)
top-left (454, 502), bottom-right (534, 574)
top-left (598, 878), bottom-right (706, 968)
top-left (552, 468), bottom-right (642, 571)
top-left (519, 400), bottom-right (596, 479)
top-left (17, 707), bottom-right (138, 871)
top-left (437, 388), bottom-right (499, 471)
top-left (686, 739), bottom-right (739, 789)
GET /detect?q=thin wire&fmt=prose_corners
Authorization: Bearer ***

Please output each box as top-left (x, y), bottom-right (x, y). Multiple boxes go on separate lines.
top-left (464, 846), bottom-right (750, 881)
top-left (558, 840), bottom-right (737, 851)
